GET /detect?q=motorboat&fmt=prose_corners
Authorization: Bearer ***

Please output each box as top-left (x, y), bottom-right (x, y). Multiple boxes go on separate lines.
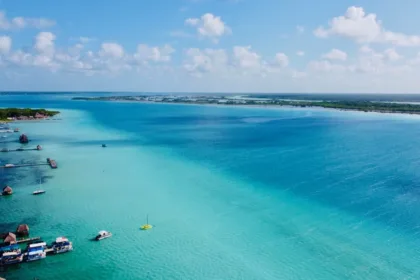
top-left (95, 230), bottom-right (112, 241)
top-left (25, 242), bottom-right (47, 262)
top-left (51, 237), bottom-right (73, 254)
top-left (0, 244), bottom-right (21, 255)
top-left (1, 244), bottom-right (23, 265)
top-left (33, 190), bottom-right (46, 195)
top-left (0, 251), bottom-right (24, 265)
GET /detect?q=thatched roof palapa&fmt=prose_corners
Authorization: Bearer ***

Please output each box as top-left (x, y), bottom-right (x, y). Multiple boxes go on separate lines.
top-left (16, 224), bottom-right (29, 236)
top-left (19, 134), bottom-right (28, 144)
top-left (4, 232), bottom-right (16, 243)
top-left (2, 185), bottom-right (12, 195)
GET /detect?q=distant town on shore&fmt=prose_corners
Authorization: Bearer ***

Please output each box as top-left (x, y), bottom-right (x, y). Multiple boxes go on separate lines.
top-left (72, 95), bottom-right (420, 115)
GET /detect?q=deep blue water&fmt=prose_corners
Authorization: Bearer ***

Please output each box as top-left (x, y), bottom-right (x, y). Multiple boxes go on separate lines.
top-left (3, 95), bottom-right (420, 234)
top-left (2, 94), bottom-right (420, 279)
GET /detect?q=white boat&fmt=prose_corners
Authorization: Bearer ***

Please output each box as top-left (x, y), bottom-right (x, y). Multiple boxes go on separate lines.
top-left (25, 242), bottom-right (47, 262)
top-left (51, 237), bottom-right (73, 254)
top-left (95, 230), bottom-right (112, 241)
top-left (33, 178), bottom-right (46, 195)
top-left (0, 251), bottom-right (24, 265)
top-left (33, 190), bottom-right (46, 195)
top-left (4, 164), bottom-right (14, 168)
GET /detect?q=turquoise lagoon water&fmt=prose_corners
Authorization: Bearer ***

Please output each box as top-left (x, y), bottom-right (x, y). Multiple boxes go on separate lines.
top-left (2, 95), bottom-right (420, 279)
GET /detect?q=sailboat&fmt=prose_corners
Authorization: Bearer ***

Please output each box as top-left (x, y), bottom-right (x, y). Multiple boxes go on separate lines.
top-left (140, 215), bottom-right (153, 230)
top-left (33, 178), bottom-right (46, 195)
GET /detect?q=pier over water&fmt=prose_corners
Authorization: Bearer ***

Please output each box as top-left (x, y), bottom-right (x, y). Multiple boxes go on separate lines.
top-left (0, 159), bottom-right (58, 169)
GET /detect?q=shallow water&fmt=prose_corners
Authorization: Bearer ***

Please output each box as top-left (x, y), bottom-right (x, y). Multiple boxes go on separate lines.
top-left (2, 95), bottom-right (420, 279)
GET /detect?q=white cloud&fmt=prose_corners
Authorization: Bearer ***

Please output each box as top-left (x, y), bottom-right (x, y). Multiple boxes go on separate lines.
top-left (0, 36), bottom-right (11, 54)
top-left (306, 46), bottom-right (410, 85)
top-left (99, 43), bottom-right (124, 58)
top-left (296, 25), bottom-right (305, 33)
top-left (184, 48), bottom-right (212, 74)
top-left (34, 32), bottom-right (55, 55)
top-left (359, 45), bottom-right (373, 53)
top-left (274, 53), bottom-right (289, 67)
top-left (33, 54), bottom-right (59, 69)
top-left (292, 70), bottom-right (306, 79)
top-left (384, 48), bottom-right (401, 62)
top-left (185, 13), bottom-right (230, 42)
top-left (314, 6), bottom-right (420, 47)
top-left (182, 47), bottom-right (292, 79)
top-left (79, 37), bottom-right (94, 44)
top-left (322, 49), bottom-right (347, 61)
top-left (134, 44), bottom-right (175, 62)
top-left (7, 50), bottom-right (32, 66)
top-left (308, 60), bottom-right (348, 73)
top-left (233, 46), bottom-right (261, 69)
top-left (183, 48), bottom-right (228, 76)
top-left (185, 18), bottom-right (199, 26)
top-left (0, 10), bottom-right (55, 30)
top-left (296, 51), bottom-right (305, 56)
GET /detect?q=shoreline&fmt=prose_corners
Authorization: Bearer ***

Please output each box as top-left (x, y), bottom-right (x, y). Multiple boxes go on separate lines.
top-left (0, 108), bottom-right (60, 123)
top-left (72, 98), bottom-right (420, 119)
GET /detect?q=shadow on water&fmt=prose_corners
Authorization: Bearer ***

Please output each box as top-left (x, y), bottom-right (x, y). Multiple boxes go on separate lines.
top-left (0, 216), bottom-right (40, 233)
top-left (0, 263), bottom-right (23, 274)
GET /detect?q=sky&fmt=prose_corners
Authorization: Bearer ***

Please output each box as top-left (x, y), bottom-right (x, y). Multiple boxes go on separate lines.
top-left (1, 0), bottom-right (420, 93)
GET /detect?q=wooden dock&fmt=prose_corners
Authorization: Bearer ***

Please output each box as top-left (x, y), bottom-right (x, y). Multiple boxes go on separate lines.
top-left (1, 147), bottom-right (41, 152)
top-left (45, 248), bottom-right (54, 254)
top-left (16, 237), bottom-right (41, 244)
top-left (0, 159), bottom-right (57, 169)
top-left (0, 163), bottom-right (49, 169)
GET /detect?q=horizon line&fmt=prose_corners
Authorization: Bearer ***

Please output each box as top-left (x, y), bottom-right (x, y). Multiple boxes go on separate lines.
top-left (2, 91), bottom-right (420, 95)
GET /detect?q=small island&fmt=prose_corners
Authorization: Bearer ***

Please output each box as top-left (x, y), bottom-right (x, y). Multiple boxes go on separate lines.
top-left (0, 108), bottom-right (60, 122)
top-left (72, 95), bottom-right (420, 115)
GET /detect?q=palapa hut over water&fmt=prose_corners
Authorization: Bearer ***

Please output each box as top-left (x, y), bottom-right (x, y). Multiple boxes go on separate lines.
top-left (19, 134), bottom-right (28, 144)
top-left (2, 186), bottom-right (12, 195)
top-left (3, 232), bottom-right (16, 243)
top-left (16, 224), bottom-right (29, 237)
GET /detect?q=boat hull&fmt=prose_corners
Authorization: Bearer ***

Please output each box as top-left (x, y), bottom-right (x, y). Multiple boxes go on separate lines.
top-left (95, 234), bottom-right (112, 241)
top-left (53, 246), bottom-right (73, 254)
top-left (25, 252), bottom-right (46, 262)
top-left (0, 256), bottom-right (24, 266)
top-left (33, 191), bottom-right (46, 195)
